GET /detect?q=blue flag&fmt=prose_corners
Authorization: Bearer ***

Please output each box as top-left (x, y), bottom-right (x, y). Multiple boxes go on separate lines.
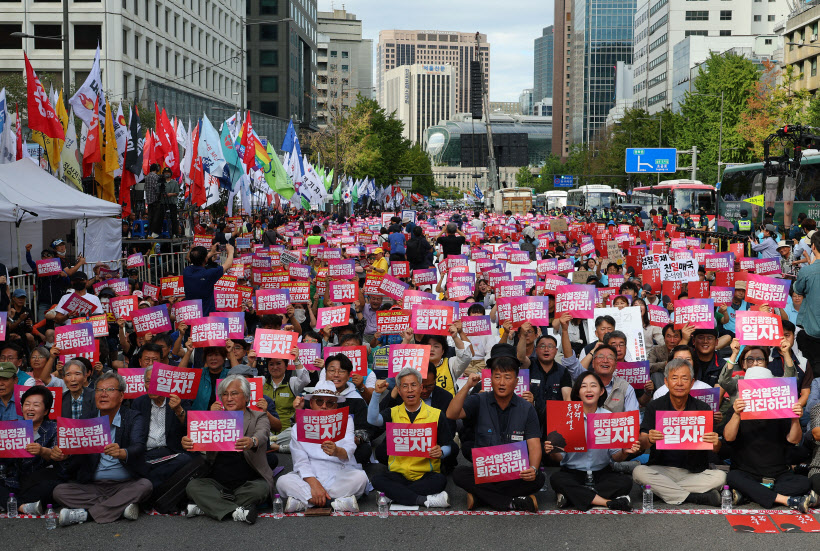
top-left (281, 120), bottom-right (304, 175)
top-left (474, 182), bottom-right (484, 200)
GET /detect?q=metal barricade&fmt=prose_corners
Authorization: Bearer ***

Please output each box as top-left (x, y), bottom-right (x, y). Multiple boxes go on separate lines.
top-left (142, 250), bottom-right (190, 284)
top-left (8, 272), bottom-right (38, 321)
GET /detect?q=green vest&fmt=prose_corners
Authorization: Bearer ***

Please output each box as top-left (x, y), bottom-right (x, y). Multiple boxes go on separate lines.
top-left (738, 219), bottom-right (752, 231)
top-left (264, 379), bottom-right (295, 432)
top-left (307, 235), bottom-right (323, 246)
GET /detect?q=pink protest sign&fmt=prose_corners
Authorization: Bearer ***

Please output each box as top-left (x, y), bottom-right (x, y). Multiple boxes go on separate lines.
top-left (327, 259), bottom-right (356, 279)
top-left (55, 323), bottom-right (95, 355)
top-left (126, 252), bottom-right (145, 268)
top-left (188, 411), bottom-right (243, 452)
top-left (710, 286), bottom-right (734, 306)
top-left (509, 296), bottom-right (550, 330)
top-left (216, 377), bottom-right (265, 412)
top-left (296, 407), bottom-right (350, 443)
top-left (253, 329), bottom-right (298, 359)
top-left (120, 367), bottom-right (147, 399)
top-left (647, 305), bottom-right (671, 327)
top-left (36, 258), bottom-right (63, 276)
top-left (691, 388), bottom-right (720, 413)
top-left (93, 278), bottom-right (130, 296)
top-left (495, 281), bottom-right (526, 299)
top-left (655, 411), bottom-right (713, 450)
top-left (472, 441), bottom-right (529, 484)
top-left (546, 401), bottom-right (586, 452)
top-left (736, 311), bottom-right (783, 346)
top-left (586, 411), bottom-right (640, 449)
top-left (190, 317), bottom-right (229, 347)
top-left (379, 274), bottom-right (410, 302)
top-left (212, 312), bottom-right (246, 339)
top-left (448, 283), bottom-right (473, 301)
top-left (461, 315), bottom-right (493, 336)
top-left (142, 282), bottom-right (160, 301)
top-left (413, 268), bottom-right (438, 286)
top-left (615, 361), bottom-right (650, 389)
top-left (0, 312), bottom-right (6, 341)
top-left (256, 289), bottom-right (291, 314)
top-left (281, 281), bottom-right (310, 303)
top-left (147, 363), bottom-right (203, 400)
top-left (410, 304), bottom-right (453, 336)
top-left (60, 293), bottom-right (97, 316)
top-left (754, 257), bottom-right (781, 275)
top-left (329, 280), bottom-right (360, 304)
top-left (316, 305), bottom-right (350, 329)
top-left (214, 290), bottom-right (242, 312)
top-left (738, 378), bottom-right (798, 420)
top-left (481, 369), bottom-right (530, 396)
top-left (673, 298), bottom-right (715, 329)
top-left (132, 305), bottom-right (172, 336)
top-left (745, 274), bottom-right (791, 308)
top-left (58, 341), bottom-right (99, 365)
top-left (70, 314), bottom-right (108, 337)
top-left (288, 262), bottom-right (311, 280)
top-left (324, 346), bottom-right (368, 377)
top-left (110, 295), bottom-right (138, 321)
top-left (402, 290), bottom-right (437, 309)
top-left (13, 385), bottom-right (62, 417)
top-left (0, 420), bottom-right (34, 458)
top-left (555, 285), bottom-right (596, 319)
top-left (386, 422), bottom-right (438, 457)
top-left (388, 344), bottom-right (431, 377)
top-left (540, 274), bottom-right (571, 295)
top-left (376, 310), bottom-right (411, 334)
top-left (57, 417), bottom-right (111, 455)
top-left (390, 261), bottom-right (410, 279)
top-left (292, 342), bottom-right (322, 371)
top-left (704, 253), bottom-right (734, 272)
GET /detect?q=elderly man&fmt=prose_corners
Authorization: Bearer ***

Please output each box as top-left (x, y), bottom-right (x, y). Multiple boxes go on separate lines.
top-left (632, 359), bottom-right (726, 506)
top-left (368, 367), bottom-right (453, 508)
top-left (447, 344), bottom-right (545, 512)
top-left (0, 343), bottom-right (33, 386)
top-left (0, 362), bottom-right (23, 421)
top-left (52, 372), bottom-right (152, 525)
top-left (184, 374), bottom-right (273, 524)
top-left (60, 359), bottom-right (98, 419)
top-left (276, 381), bottom-right (368, 513)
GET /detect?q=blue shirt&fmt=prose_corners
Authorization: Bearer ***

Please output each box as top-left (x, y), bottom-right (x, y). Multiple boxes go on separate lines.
top-left (561, 407), bottom-right (621, 471)
top-left (183, 264), bottom-right (225, 316)
top-left (94, 411), bottom-right (130, 481)
top-left (721, 301), bottom-right (748, 334)
top-left (387, 232), bottom-right (406, 254)
top-left (795, 259), bottom-right (820, 338)
top-left (0, 394), bottom-right (22, 421)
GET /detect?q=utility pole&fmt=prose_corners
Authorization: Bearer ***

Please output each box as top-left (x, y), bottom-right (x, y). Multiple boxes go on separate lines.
top-left (476, 32), bottom-right (498, 205)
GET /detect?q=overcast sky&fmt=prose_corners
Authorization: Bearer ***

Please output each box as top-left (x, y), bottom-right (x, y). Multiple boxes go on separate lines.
top-left (318, 0), bottom-right (553, 102)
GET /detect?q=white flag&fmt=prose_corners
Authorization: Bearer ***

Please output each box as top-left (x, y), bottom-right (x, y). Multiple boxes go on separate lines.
top-left (69, 45), bottom-right (105, 126)
top-left (0, 89), bottom-right (16, 165)
top-left (61, 108), bottom-right (82, 189)
top-left (180, 120), bottom-right (193, 184)
top-left (113, 104), bottom-right (128, 176)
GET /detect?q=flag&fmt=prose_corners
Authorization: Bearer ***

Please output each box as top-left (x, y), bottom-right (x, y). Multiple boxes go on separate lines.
top-left (220, 122), bottom-right (244, 185)
top-left (189, 120), bottom-right (206, 206)
top-left (82, 97), bottom-right (101, 176)
top-left (197, 114), bottom-right (226, 178)
top-left (69, 45), bottom-right (104, 126)
top-left (24, 53), bottom-right (65, 141)
top-left (474, 182), bottom-right (484, 201)
top-left (30, 88), bottom-right (64, 173)
top-left (180, 120), bottom-right (193, 184)
top-left (0, 89), bottom-right (16, 164)
top-left (262, 142), bottom-right (296, 199)
top-left (155, 106), bottom-right (179, 177)
top-left (113, 104), bottom-right (128, 174)
top-left (240, 111), bottom-right (256, 171)
top-left (123, 105), bottom-right (143, 175)
top-left (15, 106), bottom-right (22, 161)
top-left (281, 120), bottom-right (304, 175)
top-left (97, 99), bottom-right (118, 202)
top-left (61, 108), bottom-right (81, 189)
top-left (176, 118), bottom-right (188, 148)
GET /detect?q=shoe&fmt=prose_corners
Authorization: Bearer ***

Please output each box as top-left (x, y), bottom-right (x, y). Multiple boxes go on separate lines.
top-left (687, 490), bottom-right (721, 507)
top-left (788, 494), bottom-right (812, 514)
top-left (809, 490), bottom-right (819, 509)
top-left (285, 497), bottom-right (307, 513)
top-left (555, 493), bottom-right (568, 509)
top-left (58, 508), bottom-right (88, 527)
top-left (232, 505), bottom-right (258, 524)
top-left (186, 504), bottom-right (203, 518)
top-left (423, 491), bottom-right (450, 508)
top-left (509, 495), bottom-right (538, 513)
top-left (278, 443), bottom-right (290, 454)
top-left (731, 489), bottom-right (747, 507)
top-left (19, 501), bottom-right (43, 516)
top-left (611, 460), bottom-right (639, 474)
top-left (466, 492), bottom-right (475, 511)
top-left (606, 496), bottom-right (632, 512)
top-left (149, 233), bottom-right (159, 239)
top-left (123, 503), bottom-right (139, 520)
top-left (330, 495), bottom-right (360, 513)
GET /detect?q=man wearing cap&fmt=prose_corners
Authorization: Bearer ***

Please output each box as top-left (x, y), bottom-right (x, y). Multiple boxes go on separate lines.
top-left (778, 240), bottom-right (796, 276)
top-left (366, 248), bottom-right (389, 275)
top-left (447, 344), bottom-right (545, 512)
top-left (734, 209), bottom-right (753, 237)
top-left (0, 363), bottom-right (23, 421)
top-left (664, 209), bottom-right (682, 230)
top-left (7, 288), bottom-right (35, 349)
top-left (751, 224), bottom-right (780, 258)
top-left (642, 284), bottom-right (660, 306)
top-left (276, 381), bottom-right (368, 513)
top-left (690, 328), bottom-right (726, 387)
top-left (48, 270), bottom-right (103, 325)
top-left (716, 281), bottom-right (748, 339)
top-left (679, 210), bottom-right (695, 231)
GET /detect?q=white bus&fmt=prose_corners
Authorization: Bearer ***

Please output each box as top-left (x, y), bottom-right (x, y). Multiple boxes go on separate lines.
top-left (543, 190), bottom-right (567, 210)
top-left (566, 185), bottom-right (623, 211)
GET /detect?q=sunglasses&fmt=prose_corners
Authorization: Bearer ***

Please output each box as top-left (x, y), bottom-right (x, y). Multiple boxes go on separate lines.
top-left (312, 397), bottom-right (338, 407)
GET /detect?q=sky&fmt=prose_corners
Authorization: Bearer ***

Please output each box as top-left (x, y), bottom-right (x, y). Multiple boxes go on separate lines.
top-left (317, 0), bottom-right (553, 102)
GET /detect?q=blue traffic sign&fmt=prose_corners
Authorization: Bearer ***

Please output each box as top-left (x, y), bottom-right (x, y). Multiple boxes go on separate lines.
top-left (625, 148), bottom-right (677, 173)
top-left (553, 175), bottom-right (574, 188)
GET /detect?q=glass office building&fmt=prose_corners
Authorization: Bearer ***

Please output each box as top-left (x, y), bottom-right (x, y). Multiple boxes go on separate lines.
top-left (534, 26), bottom-right (554, 104)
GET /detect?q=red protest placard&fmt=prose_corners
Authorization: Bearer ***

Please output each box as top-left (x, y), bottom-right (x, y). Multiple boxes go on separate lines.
top-left (770, 514), bottom-right (820, 533)
top-left (280, 281), bottom-right (310, 303)
top-left (190, 317), bottom-right (229, 347)
top-left (295, 407), bottom-right (350, 443)
top-left (256, 289), bottom-right (291, 314)
top-left (745, 274), bottom-right (791, 308)
top-left (738, 378), bottom-right (798, 420)
top-left (673, 298), bottom-right (715, 329)
top-left (402, 290), bottom-right (436, 309)
top-left (110, 295), bottom-right (138, 321)
top-left (324, 345), bottom-right (368, 377)
top-left (655, 410), bottom-right (713, 450)
top-left (329, 280), bottom-right (360, 304)
top-left (216, 376), bottom-right (265, 412)
top-left (160, 275), bottom-right (184, 298)
top-left (509, 296), bottom-right (550, 330)
top-left (586, 411), bottom-right (640, 449)
top-left (376, 310), bottom-right (411, 334)
top-left (214, 290), bottom-right (242, 312)
top-left (142, 282), bottom-right (160, 301)
top-left (119, 368), bottom-right (147, 399)
top-left (386, 422), bottom-right (437, 457)
top-left (132, 305), bottom-right (173, 336)
top-left (387, 344), bottom-right (430, 377)
top-left (147, 363), bottom-right (202, 400)
top-left (379, 274), bottom-right (409, 302)
top-left (647, 305), bottom-right (670, 327)
top-left (472, 442), bottom-right (529, 484)
top-left (736, 311), bottom-right (783, 346)
top-left (211, 312), bottom-right (245, 339)
top-left (60, 293), bottom-right (97, 316)
top-left (59, 340), bottom-right (99, 365)
top-left (461, 315), bottom-right (493, 336)
top-left (363, 274), bottom-right (384, 296)
top-left (253, 329), bottom-right (298, 359)
top-left (726, 515), bottom-right (779, 533)
top-left (410, 304), bottom-right (453, 336)
top-left (14, 385), bottom-right (62, 417)
top-left (688, 281), bottom-right (710, 299)
top-left (0, 421), bottom-right (34, 458)
top-left (292, 342), bottom-right (322, 371)
top-left (546, 401), bottom-right (586, 452)
top-left (36, 258), bottom-right (63, 276)
top-left (56, 417), bottom-right (112, 455)
top-left (56, 323), bottom-right (95, 355)
top-left (327, 259), bottom-right (356, 279)
top-left (316, 305), bottom-right (350, 329)
top-left (390, 261), bottom-right (410, 279)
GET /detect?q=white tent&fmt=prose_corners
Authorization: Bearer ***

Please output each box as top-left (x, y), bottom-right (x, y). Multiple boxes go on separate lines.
top-left (0, 159), bottom-right (122, 270)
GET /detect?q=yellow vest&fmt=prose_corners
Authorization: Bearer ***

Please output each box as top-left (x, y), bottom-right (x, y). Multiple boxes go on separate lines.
top-left (435, 358), bottom-right (455, 395)
top-left (388, 401), bottom-right (442, 481)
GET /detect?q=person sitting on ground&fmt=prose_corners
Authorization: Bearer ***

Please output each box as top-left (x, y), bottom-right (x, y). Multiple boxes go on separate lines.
top-left (276, 381), bottom-right (368, 513)
top-left (262, 348), bottom-right (310, 454)
top-left (60, 359), bottom-right (98, 419)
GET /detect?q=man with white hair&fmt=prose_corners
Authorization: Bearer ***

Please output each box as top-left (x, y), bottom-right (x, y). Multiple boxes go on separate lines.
top-left (276, 381), bottom-right (368, 513)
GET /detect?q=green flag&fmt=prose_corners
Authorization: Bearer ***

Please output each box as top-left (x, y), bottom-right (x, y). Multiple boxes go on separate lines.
top-left (351, 179), bottom-right (358, 204)
top-left (324, 168), bottom-right (334, 192)
top-left (263, 143), bottom-right (296, 200)
top-left (333, 179), bottom-right (342, 205)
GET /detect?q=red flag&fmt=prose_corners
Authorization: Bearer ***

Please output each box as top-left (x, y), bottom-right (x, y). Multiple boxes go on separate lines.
top-left (142, 130), bottom-right (154, 175)
top-left (155, 105), bottom-right (179, 177)
top-left (120, 169), bottom-right (135, 218)
top-left (24, 53), bottom-right (65, 140)
top-left (190, 121), bottom-right (205, 206)
top-left (83, 96), bottom-right (101, 175)
top-left (15, 105), bottom-right (22, 160)
top-left (241, 111), bottom-right (256, 172)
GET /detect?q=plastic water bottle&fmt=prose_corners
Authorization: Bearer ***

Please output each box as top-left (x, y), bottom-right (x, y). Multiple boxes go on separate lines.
top-left (540, 467), bottom-right (549, 491)
top-left (585, 471), bottom-right (595, 490)
top-left (45, 505), bottom-right (56, 530)
top-left (7, 493), bottom-right (17, 518)
top-left (272, 494), bottom-right (284, 519)
top-left (721, 485), bottom-right (732, 513)
top-left (377, 492), bottom-right (390, 518)
top-left (642, 485), bottom-right (653, 512)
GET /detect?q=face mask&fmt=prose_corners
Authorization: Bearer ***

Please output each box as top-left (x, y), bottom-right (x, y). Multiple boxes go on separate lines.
top-left (56, 250), bottom-right (66, 257)
top-left (294, 310), bottom-right (307, 323)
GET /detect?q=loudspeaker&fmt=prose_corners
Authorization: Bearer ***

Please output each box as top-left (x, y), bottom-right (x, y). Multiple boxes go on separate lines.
top-left (470, 61), bottom-right (483, 120)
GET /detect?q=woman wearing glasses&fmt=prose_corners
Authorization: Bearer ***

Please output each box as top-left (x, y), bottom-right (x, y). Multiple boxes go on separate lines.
top-left (718, 340), bottom-right (779, 415)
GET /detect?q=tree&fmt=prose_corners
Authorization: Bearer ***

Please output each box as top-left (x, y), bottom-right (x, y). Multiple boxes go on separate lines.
top-left (397, 144), bottom-right (435, 195)
top-left (515, 166), bottom-right (537, 187)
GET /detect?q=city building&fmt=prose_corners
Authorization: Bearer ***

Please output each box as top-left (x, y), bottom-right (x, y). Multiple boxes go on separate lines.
top-left (534, 25), bottom-right (554, 103)
top-left (431, 165), bottom-right (536, 192)
top-left (376, 30), bottom-right (489, 116)
top-left (570, 0), bottom-right (637, 145)
top-left (533, 97), bottom-right (553, 117)
top-left (784, 1), bottom-right (820, 95)
top-left (605, 61), bottom-right (634, 126)
top-left (518, 88), bottom-right (534, 116)
top-left (246, 0), bottom-right (317, 129)
top-left (552, 0), bottom-right (573, 159)
top-left (632, 0), bottom-right (788, 114)
top-left (489, 101), bottom-right (522, 115)
top-left (316, 9), bottom-right (373, 129)
top-left (383, 63), bottom-right (455, 145)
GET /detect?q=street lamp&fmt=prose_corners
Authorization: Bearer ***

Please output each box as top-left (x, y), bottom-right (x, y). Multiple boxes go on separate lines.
top-left (239, 17), bottom-right (293, 114)
top-left (12, 26), bottom-right (70, 98)
top-left (691, 91), bottom-right (724, 229)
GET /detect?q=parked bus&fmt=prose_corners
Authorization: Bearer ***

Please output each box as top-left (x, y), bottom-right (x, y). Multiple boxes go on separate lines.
top-left (631, 180), bottom-right (716, 215)
top-left (566, 185), bottom-right (623, 211)
top-left (536, 190), bottom-right (568, 210)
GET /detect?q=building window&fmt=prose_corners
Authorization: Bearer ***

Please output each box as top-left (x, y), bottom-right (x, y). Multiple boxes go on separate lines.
top-left (768, 15), bottom-right (775, 22)
top-left (720, 30), bottom-right (731, 36)
top-left (260, 24), bottom-right (278, 41)
top-left (33, 24), bottom-right (61, 49)
top-left (123, 30), bottom-right (128, 55)
top-left (685, 11), bottom-right (708, 21)
top-left (260, 50), bottom-right (278, 66)
top-left (260, 101), bottom-right (278, 116)
top-left (754, 15), bottom-right (761, 22)
top-left (765, 38), bottom-right (772, 45)
top-left (330, 50), bottom-right (337, 57)
top-left (260, 76), bottom-right (278, 93)
top-left (260, 0), bottom-right (277, 15)
top-left (341, 51), bottom-right (349, 58)
top-left (74, 25), bottom-right (101, 49)
top-left (341, 65), bottom-right (348, 72)
top-left (813, 58), bottom-right (818, 77)
top-left (0, 25), bottom-right (22, 48)
top-left (685, 30), bottom-right (708, 37)
top-left (719, 10), bottom-right (731, 20)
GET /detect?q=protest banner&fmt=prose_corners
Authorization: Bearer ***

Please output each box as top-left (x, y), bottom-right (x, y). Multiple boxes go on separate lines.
top-left (495, 281), bottom-right (527, 299)
top-left (546, 401), bottom-right (586, 452)
top-left (0, 420), bottom-right (33, 458)
top-left (585, 306), bottom-right (648, 362)
top-left (0, 312), bottom-right (6, 341)
top-left (472, 441), bottom-right (529, 484)
top-left (280, 281), bottom-right (310, 303)
top-left (402, 290), bottom-right (437, 310)
top-left (556, 285), bottom-right (596, 319)
top-left (647, 304), bottom-right (670, 327)
top-left (142, 283), bottom-right (160, 301)
top-left (615, 361), bottom-right (650, 388)
top-left (327, 259), bottom-right (356, 279)
top-left (93, 278), bottom-right (130, 296)
top-left (386, 422), bottom-right (437, 457)
top-left (688, 281), bottom-right (710, 299)
top-left (173, 299), bottom-right (204, 324)
top-left (36, 258), bottom-right (62, 276)
top-left (329, 280), bottom-right (360, 304)
top-left (132, 305), bottom-right (173, 336)
top-left (292, 342), bottom-right (322, 371)
top-left (410, 304), bottom-right (453, 336)
top-left (379, 275), bottom-right (410, 302)
top-left (214, 290), bottom-right (242, 312)
top-left (659, 257), bottom-right (699, 283)
top-left (390, 261), bottom-right (410, 279)
top-left (295, 407), bottom-right (350, 443)
top-left (509, 296), bottom-right (550, 330)
top-left (363, 274), bottom-right (384, 296)
top-left (754, 257), bottom-right (781, 275)
top-left (253, 329), bottom-right (298, 359)
top-left (586, 411), bottom-right (640, 449)
top-left (691, 388), bottom-right (720, 413)
top-left (70, 313), bottom-right (108, 338)
top-left (211, 312), bottom-right (246, 339)
top-left (324, 346), bottom-right (368, 376)
top-left (655, 411), bottom-right (713, 450)
top-left (147, 363), bottom-right (202, 399)
top-left (704, 253), bottom-right (734, 272)
top-left (57, 417), bottom-right (111, 454)
top-left (674, 298), bottom-right (715, 329)
top-left (256, 289), bottom-right (291, 314)
top-left (119, 367), bottom-right (147, 399)
top-left (109, 295), bottom-right (138, 321)
top-left (160, 275), bottom-right (184, 298)
top-left (736, 311), bottom-right (783, 346)
top-left (738, 378), bottom-right (798, 420)
top-left (60, 293), bottom-right (97, 316)
top-left (126, 252), bottom-right (145, 268)
top-left (710, 286), bottom-right (734, 306)
top-left (316, 305), bottom-right (350, 329)
top-left (413, 268), bottom-right (437, 286)
top-left (55, 323), bottom-right (95, 355)
top-left (376, 310), bottom-right (411, 334)
top-left (769, 514), bottom-right (820, 533)
top-left (188, 411), bottom-right (243, 452)
top-left (745, 274), bottom-right (791, 308)
top-left (388, 344), bottom-right (431, 377)
top-left (190, 317), bottom-right (229, 347)
top-left (461, 315), bottom-right (493, 336)
top-left (58, 340), bottom-right (99, 365)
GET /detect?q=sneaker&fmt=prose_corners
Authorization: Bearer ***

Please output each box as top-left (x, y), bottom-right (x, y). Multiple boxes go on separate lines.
top-left (149, 233), bottom-right (159, 239)
top-left (555, 493), bottom-right (568, 509)
top-left (687, 490), bottom-right (721, 507)
top-left (788, 494), bottom-right (812, 514)
top-left (330, 495), bottom-right (360, 513)
top-left (606, 496), bottom-right (632, 512)
top-left (278, 443), bottom-right (290, 454)
top-left (123, 503), bottom-right (139, 520)
top-left (186, 504), bottom-right (204, 518)
top-left (809, 490), bottom-right (819, 509)
top-left (285, 497), bottom-right (307, 513)
top-left (611, 460), bottom-right (640, 474)
top-left (58, 508), bottom-right (88, 527)
top-left (19, 501), bottom-right (43, 516)
top-left (509, 495), bottom-right (538, 513)
top-left (232, 505), bottom-right (258, 525)
top-left (423, 491), bottom-right (450, 508)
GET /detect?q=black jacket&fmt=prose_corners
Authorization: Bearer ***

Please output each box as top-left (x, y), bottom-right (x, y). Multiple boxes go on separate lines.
top-left (132, 395), bottom-right (187, 454)
top-left (60, 387), bottom-right (99, 420)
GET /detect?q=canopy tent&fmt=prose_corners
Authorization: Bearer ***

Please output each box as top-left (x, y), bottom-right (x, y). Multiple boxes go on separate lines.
top-left (0, 159), bottom-right (122, 271)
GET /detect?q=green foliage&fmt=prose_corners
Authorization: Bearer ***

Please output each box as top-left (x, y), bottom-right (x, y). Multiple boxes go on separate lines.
top-left (432, 185), bottom-right (462, 200)
top-left (515, 166), bottom-right (537, 188)
top-left (397, 144), bottom-right (435, 195)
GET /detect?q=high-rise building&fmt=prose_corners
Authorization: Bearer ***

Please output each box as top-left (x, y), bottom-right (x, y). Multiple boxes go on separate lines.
top-left (534, 25), bottom-right (554, 103)
top-left (246, 0), bottom-right (317, 129)
top-left (632, 0), bottom-right (787, 114)
top-left (376, 30), bottom-right (489, 116)
top-left (552, 0), bottom-right (573, 158)
top-left (383, 63), bottom-right (455, 145)
top-left (489, 101), bottom-right (522, 115)
top-left (518, 89), bottom-right (534, 116)
top-left (570, 0), bottom-right (637, 144)
top-left (316, 9), bottom-right (373, 129)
